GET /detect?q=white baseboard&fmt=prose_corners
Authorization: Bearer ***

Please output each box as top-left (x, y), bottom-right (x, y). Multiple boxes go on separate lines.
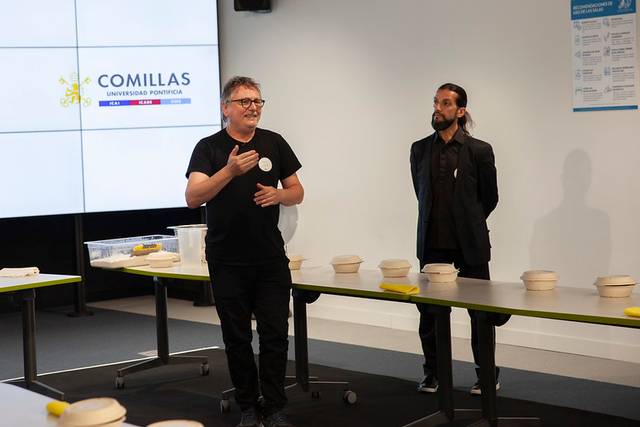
top-left (305, 297), bottom-right (640, 364)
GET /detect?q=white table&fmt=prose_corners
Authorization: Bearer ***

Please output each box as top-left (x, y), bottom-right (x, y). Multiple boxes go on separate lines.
top-left (116, 265), bottom-right (640, 425)
top-left (290, 268), bottom-right (640, 426)
top-left (410, 275), bottom-right (640, 426)
top-left (0, 383), bottom-right (138, 426)
top-left (0, 274), bottom-right (81, 399)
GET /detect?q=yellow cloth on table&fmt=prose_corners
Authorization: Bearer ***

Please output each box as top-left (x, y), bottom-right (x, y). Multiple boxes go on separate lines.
top-left (623, 307), bottom-right (640, 318)
top-left (379, 283), bottom-right (419, 295)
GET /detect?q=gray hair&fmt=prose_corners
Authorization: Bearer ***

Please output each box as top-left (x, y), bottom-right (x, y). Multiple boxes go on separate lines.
top-left (221, 76), bottom-right (261, 103)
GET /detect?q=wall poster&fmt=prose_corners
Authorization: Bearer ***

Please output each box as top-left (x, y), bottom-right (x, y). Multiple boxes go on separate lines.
top-left (571, 0), bottom-right (638, 111)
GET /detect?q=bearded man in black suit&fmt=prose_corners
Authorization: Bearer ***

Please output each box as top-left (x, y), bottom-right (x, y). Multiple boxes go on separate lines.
top-left (410, 83), bottom-right (508, 396)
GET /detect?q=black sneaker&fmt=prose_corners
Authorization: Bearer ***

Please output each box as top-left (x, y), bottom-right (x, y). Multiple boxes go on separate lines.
top-left (263, 410), bottom-right (295, 427)
top-left (417, 374), bottom-right (439, 393)
top-left (238, 408), bottom-right (263, 427)
top-left (469, 380), bottom-right (500, 395)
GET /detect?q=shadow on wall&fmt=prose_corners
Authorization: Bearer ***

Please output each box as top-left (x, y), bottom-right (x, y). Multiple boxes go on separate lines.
top-left (529, 149), bottom-right (611, 287)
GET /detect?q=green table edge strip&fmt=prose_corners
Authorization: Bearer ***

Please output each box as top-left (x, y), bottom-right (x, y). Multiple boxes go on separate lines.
top-left (410, 296), bottom-right (640, 328)
top-left (0, 276), bottom-right (82, 293)
top-left (293, 283), bottom-right (413, 301)
top-left (119, 270), bottom-right (413, 302)
top-left (121, 268), bottom-right (209, 281)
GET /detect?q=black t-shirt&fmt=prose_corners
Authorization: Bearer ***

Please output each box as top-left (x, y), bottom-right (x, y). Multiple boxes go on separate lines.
top-left (186, 128), bottom-right (301, 265)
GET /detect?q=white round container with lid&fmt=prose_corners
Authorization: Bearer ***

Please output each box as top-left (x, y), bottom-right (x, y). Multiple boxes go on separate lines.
top-left (421, 263), bottom-right (458, 283)
top-left (330, 255), bottom-right (363, 273)
top-left (520, 270), bottom-right (558, 291)
top-left (287, 254), bottom-right (306, 270)
top-left (378, 259), bottom-right (411, 278)
top-left (58, 397), bottom-right (126, 427)
top-left (594, 275), bottom-right (636, 297)
top-left (147, 421), bottom-right (204, 427)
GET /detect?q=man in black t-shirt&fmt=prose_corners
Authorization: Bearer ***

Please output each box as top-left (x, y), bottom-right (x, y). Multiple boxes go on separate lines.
top-left (186, 76), bottom-right (303, 427)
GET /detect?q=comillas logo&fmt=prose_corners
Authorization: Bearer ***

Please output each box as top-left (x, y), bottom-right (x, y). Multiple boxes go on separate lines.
top-left (97, 72), bottom-right (191, 88)
top-left (95, 71), bottom-right (193, 107)
top-left (59, 73), bottom-right (92, 107)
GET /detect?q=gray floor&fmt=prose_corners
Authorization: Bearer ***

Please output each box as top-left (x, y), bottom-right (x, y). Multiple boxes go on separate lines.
top-left (0, 307), bottom-right (222, 378)
top-left (1, 306), bottom-right (639, 421)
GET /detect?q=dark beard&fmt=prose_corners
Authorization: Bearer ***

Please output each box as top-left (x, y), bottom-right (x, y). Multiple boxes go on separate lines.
top-left (431, 114), bottom-right (455, 132)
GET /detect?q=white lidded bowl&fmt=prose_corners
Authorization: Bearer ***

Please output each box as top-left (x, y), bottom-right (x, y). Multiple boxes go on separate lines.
top-left (596, 284), bottom-right (635, 298)
top-left (58, 398), bottom-right (126, 427)
top-left (378, 259), bottom-right (411, 278)
top-left (421, 263), bottom-right (458, 283)
top-left (594, 275), bottom-right (635, 286)
top-left (92, 417), bottom-right (126, 427)
top-left (147, 421), bottom-right (205, 427)
top-left (287, 254), bottom-right (305, 270)
top-left (147, 251), bottom-right (176, 268)
top-left (520, 270), bottom-right (558, 291)
top-left (331, 255), bottom-right (363, 273)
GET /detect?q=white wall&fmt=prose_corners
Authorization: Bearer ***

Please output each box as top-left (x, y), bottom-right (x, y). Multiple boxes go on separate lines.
top-left (218, 0), bottom-right (640, 362)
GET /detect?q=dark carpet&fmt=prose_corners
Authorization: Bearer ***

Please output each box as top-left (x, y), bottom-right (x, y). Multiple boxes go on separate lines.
top-left (38, 349), bottom-right (638, 427)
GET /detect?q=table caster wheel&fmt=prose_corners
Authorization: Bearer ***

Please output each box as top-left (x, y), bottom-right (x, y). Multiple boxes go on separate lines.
top-left (201, 363), bottom-right (210, 376)
top-left (220, 399), bottom-right (231, 413)
top-left (343, 390), bottom-right (357, 404)
top-left (115, 376), bottom-right (125, 389)
top-left (311, 391), bottom-right (321, 399)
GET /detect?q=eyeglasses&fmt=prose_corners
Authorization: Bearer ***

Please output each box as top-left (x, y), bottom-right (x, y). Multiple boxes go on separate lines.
top-left (226, 98), bottom-right (266, 109)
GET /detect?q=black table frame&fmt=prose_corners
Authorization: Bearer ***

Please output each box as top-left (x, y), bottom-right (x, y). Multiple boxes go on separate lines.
top-left (114, 276), bottom-right (209, 388)
top-left (292, 290), bottom-right (353, 399)
top-left (12, 289), bottom-right (66, 400)
top-left (292, 289), bottom-right (485, 426)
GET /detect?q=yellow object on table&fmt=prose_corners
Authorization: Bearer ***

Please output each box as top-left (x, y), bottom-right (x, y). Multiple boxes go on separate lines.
top-left (132, 243), bottom-right (162, 256)
top-left (379, 283), bottom-right (419, 295)
top-left (46, 400), bottom-right (70, 416)
top-left (623, 307), bottom-right (640, 318)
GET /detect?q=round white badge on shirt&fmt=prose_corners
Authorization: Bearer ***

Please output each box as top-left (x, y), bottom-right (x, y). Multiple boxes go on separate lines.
top-left (259, 157), bottom-right (273, 172)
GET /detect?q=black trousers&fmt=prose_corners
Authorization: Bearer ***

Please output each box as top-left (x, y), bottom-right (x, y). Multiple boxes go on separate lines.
top-left (208, 260), bottom-right (291, 414)
top-left (417, 249), bottom-right (505, 381)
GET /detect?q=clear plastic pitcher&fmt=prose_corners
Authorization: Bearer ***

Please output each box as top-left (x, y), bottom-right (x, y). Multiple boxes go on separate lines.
top-left (172, 225), bottom-right (207, 266)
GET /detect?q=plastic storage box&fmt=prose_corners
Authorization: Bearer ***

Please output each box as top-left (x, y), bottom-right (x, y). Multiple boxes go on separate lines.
top-left (85, 235), bottom-right (178, 268)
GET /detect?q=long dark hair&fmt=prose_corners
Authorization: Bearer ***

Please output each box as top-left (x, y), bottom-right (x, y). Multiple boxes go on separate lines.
top-left (438, 83), bottom-right (474, 134)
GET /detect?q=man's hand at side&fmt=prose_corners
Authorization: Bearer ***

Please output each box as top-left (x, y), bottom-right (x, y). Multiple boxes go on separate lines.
top-left (254, 173), bottom-right (304, 208)
top-left (254, 183), bottom-right (281, 207)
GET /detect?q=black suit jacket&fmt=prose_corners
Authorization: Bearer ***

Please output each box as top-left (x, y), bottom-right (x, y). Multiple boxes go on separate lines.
top-left (410, 131), bottom-right (498, 266)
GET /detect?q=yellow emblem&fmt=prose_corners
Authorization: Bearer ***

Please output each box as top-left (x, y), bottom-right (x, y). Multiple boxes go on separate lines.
top-left (59, 73), bottom-right (91, 107)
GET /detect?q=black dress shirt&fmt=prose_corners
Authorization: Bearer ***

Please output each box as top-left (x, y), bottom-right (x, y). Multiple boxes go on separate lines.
top-left (426, 129), bottom-right (464, 250)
